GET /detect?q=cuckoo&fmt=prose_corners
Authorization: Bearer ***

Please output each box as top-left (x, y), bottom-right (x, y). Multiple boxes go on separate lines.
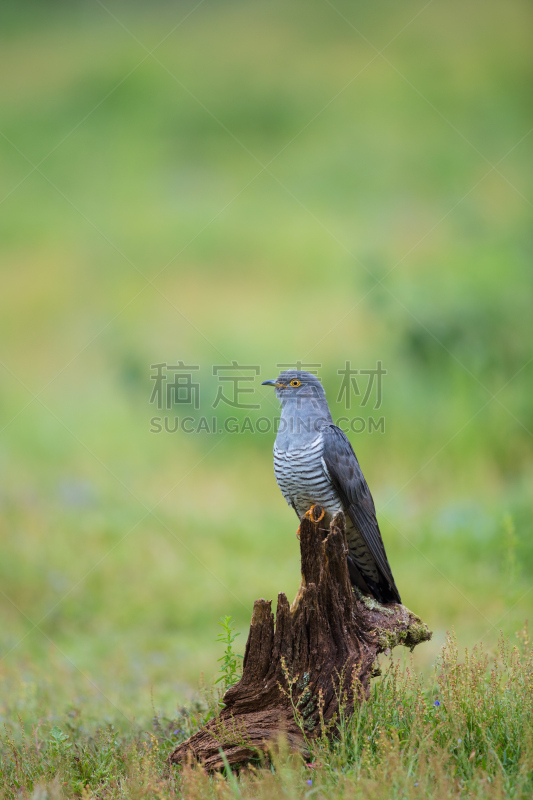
top-left (262, 369), bottom-right (401, 605)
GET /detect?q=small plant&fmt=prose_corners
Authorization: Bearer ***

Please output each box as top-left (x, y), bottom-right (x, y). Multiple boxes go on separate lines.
top-left (216, 615), bottom-right (243, 694)
top-left (48, 725), bottom-right (72, 757)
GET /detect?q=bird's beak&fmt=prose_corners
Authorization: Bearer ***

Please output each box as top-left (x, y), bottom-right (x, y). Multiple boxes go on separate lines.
top-left (261, 379), bottom-right (285, 388)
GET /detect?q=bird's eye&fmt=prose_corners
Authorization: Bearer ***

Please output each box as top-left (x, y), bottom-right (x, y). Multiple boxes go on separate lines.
top-left (290, 379), bottom-right (301, 387)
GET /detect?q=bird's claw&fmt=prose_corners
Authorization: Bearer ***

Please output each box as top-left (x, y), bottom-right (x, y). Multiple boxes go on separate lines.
top-left (305, 504), bottom-right (326, 523)
top-left (296, 525), bottom-right (300, 540)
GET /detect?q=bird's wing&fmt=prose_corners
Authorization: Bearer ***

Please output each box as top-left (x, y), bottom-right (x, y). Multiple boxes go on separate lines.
top-left (321, 424), bottom-right (400, 601)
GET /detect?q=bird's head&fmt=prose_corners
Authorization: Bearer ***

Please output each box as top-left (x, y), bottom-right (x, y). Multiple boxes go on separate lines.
top-left (261, 370), bottom-right (327, 410)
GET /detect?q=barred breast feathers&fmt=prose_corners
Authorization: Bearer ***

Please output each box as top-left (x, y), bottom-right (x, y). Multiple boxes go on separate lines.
top-left (273, 435), bottom-right (340, 516)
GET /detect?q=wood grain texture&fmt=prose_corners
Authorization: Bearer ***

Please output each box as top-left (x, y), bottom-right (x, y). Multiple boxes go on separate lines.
top-left (170, 506), bottom-right (431, 771)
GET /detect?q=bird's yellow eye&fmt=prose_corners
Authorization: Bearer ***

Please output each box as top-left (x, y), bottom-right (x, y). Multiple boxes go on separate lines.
top-left (290, 379), bottom-right (301, 388)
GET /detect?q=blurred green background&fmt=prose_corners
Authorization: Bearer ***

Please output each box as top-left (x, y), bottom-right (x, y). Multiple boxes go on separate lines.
top-left (0, 0), bottom-right (531, 724)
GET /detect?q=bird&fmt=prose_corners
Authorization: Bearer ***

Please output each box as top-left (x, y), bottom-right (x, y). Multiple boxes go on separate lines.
top-left (262, 369), bottom-right (401, 605)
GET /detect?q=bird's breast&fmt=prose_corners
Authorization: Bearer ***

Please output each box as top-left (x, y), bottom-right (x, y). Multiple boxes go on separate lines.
top-left (273, 436), bottom-right (340, 517)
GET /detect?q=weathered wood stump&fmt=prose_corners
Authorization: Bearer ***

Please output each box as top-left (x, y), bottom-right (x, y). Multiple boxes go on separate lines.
top-left (170, 506), bottom-right (431, 771)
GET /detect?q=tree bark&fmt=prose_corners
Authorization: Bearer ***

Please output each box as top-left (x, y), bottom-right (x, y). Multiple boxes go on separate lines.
top-left (170, 506), bottom-right (431, 771)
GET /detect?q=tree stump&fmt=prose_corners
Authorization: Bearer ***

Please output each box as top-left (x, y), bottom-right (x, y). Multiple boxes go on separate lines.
top-left (170, 506), bottom-right (431, 771)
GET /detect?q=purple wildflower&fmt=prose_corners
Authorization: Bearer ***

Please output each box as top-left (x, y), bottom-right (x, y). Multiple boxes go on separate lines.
top-left (307, 779), bottom-right (313, 786)
top-left (434, 700), bottom-right (440, 706)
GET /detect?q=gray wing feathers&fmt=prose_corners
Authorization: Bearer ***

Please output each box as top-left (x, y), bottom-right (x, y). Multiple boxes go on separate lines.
top-left (321, 424), bottom-right (401, 603)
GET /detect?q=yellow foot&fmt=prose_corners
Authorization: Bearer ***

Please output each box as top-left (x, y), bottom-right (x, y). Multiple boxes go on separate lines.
top-left (305, 504), bottom-right (325, 523)
top-left (296, 525), bottom-right (300, 540)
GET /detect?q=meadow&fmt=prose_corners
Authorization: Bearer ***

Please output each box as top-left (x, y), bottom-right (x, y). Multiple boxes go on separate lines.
top-left (0, 0), bottom-right (531, 796)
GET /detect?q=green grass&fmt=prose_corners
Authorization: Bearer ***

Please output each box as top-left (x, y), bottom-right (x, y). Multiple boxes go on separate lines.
top-left (0, 0), bottom-right (531, 796)
top-left (1, 629), bottom-right (532, 798)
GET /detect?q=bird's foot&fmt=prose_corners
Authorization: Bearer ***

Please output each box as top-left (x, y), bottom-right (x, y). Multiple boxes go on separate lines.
top-left (296, 525), bottom-right (300, 540)
top-left (305, 504), bottom-right (325, 523)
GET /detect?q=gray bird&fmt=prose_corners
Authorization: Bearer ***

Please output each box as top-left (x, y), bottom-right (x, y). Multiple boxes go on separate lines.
top-left (262, 370), bottom-right (401, 605)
